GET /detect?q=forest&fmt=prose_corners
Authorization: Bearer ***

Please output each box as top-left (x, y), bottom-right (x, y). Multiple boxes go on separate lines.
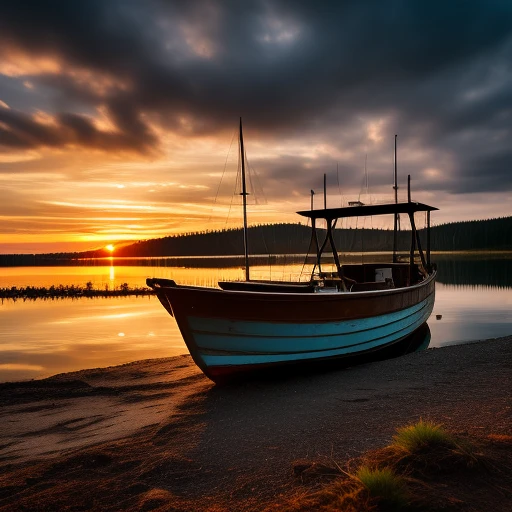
top-left (1, 216), bottom-right (511, 266)
top-left (90, 216), bottom-right (512, 257)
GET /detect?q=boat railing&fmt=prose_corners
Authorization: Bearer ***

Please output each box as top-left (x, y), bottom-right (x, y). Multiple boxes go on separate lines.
top-left (311, 261), bottom-right (426, 290)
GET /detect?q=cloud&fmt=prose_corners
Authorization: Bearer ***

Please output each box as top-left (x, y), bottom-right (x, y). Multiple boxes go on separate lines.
top-left (2, 2), bottom-right (511, 137)
top-left (0, 107), bottom-right (158, 154)
top-left (0, 0), bottom-right (512, 250)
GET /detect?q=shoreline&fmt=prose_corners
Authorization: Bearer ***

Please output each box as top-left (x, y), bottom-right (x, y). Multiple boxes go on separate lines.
top-left (0, 284), bottom-right (154, 300)
top-left (1, 335), bottom-right (510, 511)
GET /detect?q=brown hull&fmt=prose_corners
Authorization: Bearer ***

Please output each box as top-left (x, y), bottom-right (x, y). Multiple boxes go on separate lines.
top-left (148, 272), bottom-right (436, 382)
top-left (154, 272), bottom-right (435, 323)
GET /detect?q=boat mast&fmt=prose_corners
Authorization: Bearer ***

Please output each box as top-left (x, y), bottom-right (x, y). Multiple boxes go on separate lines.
top-left (239, 118), bottom-right (250, 281)
top-left (393, 134), bottom-right (399, 263)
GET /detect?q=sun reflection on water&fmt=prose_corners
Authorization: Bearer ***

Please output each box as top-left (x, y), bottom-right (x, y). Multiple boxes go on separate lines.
top-left (1, 259), bottom-right (511, 382)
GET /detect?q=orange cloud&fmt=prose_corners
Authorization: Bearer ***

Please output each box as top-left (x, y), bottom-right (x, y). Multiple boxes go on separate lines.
top-left (0, 49), bottom-right (61, 76)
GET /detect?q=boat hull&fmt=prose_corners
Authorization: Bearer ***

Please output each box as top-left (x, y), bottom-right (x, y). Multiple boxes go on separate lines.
top-left (149, 271), bottom-right (436, 382)
top-left (204, 321), bottom-right (432, 381)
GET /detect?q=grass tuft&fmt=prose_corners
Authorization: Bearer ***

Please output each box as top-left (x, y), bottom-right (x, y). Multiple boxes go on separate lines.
top-left (281, 421), bottom-right (497, 511)
top-left (393, 419), bottom-right (455, 453)
top-left (391, 420), bottom-right (482, 475)
top-left (356, 466), bottom-right (409, 510)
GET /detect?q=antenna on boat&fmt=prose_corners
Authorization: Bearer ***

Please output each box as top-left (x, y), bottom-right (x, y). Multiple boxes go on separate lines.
top-left (239, 117), bottom-right (250, 281)
top-left (393, 134), bottom-right (399, 263)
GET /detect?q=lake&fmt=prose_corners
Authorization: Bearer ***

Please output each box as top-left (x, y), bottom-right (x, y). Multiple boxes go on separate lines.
top-left (1, 254), bottom-right (511, 382)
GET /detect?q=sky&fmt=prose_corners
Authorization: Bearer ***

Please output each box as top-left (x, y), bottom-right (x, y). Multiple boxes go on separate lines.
top-left (0, 0), bottom-right (511, 254)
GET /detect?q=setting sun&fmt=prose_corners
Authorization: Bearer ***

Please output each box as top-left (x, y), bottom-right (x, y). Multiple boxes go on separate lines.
top-left (105, 244), bottom-right (115, 252)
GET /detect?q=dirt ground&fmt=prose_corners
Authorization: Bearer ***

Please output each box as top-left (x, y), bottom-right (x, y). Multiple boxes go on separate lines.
top-left (0, 336), bottom-right (510, 511)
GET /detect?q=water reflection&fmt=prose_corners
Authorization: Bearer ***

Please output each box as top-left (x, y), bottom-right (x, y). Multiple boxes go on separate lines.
top-left (0, 296), bottom-right (185, 382)
top-left (0, 265), bottom-right (247, 290)
top-left (430, 282), bottom-right (512, 347)
top-left (109, 257), bottom-right (115, 286)
top-left (3, 253), bottom-right (511, 290)
top-left (435, 254), bottom-right (512, 288)
top-left (1, 255), bottom-right (511, 382)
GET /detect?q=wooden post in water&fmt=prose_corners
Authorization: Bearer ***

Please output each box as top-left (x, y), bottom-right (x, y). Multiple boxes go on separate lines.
top-left (239, 118), bottom-right (250, 281)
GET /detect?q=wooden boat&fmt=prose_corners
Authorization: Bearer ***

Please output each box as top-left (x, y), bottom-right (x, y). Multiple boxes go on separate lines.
top-left (147, 122), bottom-right (437, 382)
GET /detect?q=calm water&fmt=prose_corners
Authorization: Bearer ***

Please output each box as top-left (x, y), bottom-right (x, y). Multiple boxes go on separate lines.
top-left (1, 255), bottom-right (511, 382)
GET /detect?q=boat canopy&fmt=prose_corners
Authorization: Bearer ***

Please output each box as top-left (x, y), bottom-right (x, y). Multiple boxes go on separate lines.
top-left (297, 202), bottom-right (438, 221)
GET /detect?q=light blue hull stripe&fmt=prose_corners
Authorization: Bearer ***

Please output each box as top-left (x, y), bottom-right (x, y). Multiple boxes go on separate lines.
top-left (189, 298), bottom-right (428, 339)
top-left (185, 294), bottom-right (434, 368)
top-left (190, 298), bottom-right (429, 354)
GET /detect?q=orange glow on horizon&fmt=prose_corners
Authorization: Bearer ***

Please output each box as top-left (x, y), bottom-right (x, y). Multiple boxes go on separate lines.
top-left (0, 114), bottom-right (506, 256)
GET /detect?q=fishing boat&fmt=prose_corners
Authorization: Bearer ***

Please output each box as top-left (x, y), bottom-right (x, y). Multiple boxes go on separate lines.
top-left (147, 122), bottom-right (437, 382)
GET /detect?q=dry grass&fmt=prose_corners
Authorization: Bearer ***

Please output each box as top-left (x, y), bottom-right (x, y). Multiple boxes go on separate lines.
top-left (276, 478), bottom-right (372, 512)
top-left (279, 421), bottom-right (508, 512)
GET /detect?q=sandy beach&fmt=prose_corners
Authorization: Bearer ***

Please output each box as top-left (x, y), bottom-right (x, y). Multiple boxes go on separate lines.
top-left (0, 337), bottom-right (510, 511)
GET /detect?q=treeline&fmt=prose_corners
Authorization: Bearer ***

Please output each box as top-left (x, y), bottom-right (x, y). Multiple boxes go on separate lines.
top-left (0, 217), bottom-right (510, 266)
top-left (0, 253), bottom-right (95, 266)
top-left (95, 216), bottom-right (512, 257)
top-left (106, 224), bottom-right (313, 257)
top-left (427, 217), bottom-right (512, 251)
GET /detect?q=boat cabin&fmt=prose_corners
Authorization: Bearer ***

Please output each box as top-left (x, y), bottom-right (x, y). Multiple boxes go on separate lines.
top-left (219, 201), bottom-right (437, 294)
top-left (296, 201), bottom-right (438, 292)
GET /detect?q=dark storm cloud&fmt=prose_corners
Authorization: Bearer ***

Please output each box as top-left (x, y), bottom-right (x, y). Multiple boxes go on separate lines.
top-left (458, 149), bottom-right (512, 194)
top-left (0, 107), bottom-right (157, 153)
top-left (0, 0), bottom-right (149, 75)
top-left (1, 0), bottom-right (512, 193)
top-left (0, 108), bottom-right (61, 148)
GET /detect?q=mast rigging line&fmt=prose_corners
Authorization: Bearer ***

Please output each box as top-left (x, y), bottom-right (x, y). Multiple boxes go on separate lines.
top-left (357, 153), bottom-right (370, 204)
top-left (225, 150), bottom-right (241, 229)
top-left (209, 128), bottom-right (237, 227)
